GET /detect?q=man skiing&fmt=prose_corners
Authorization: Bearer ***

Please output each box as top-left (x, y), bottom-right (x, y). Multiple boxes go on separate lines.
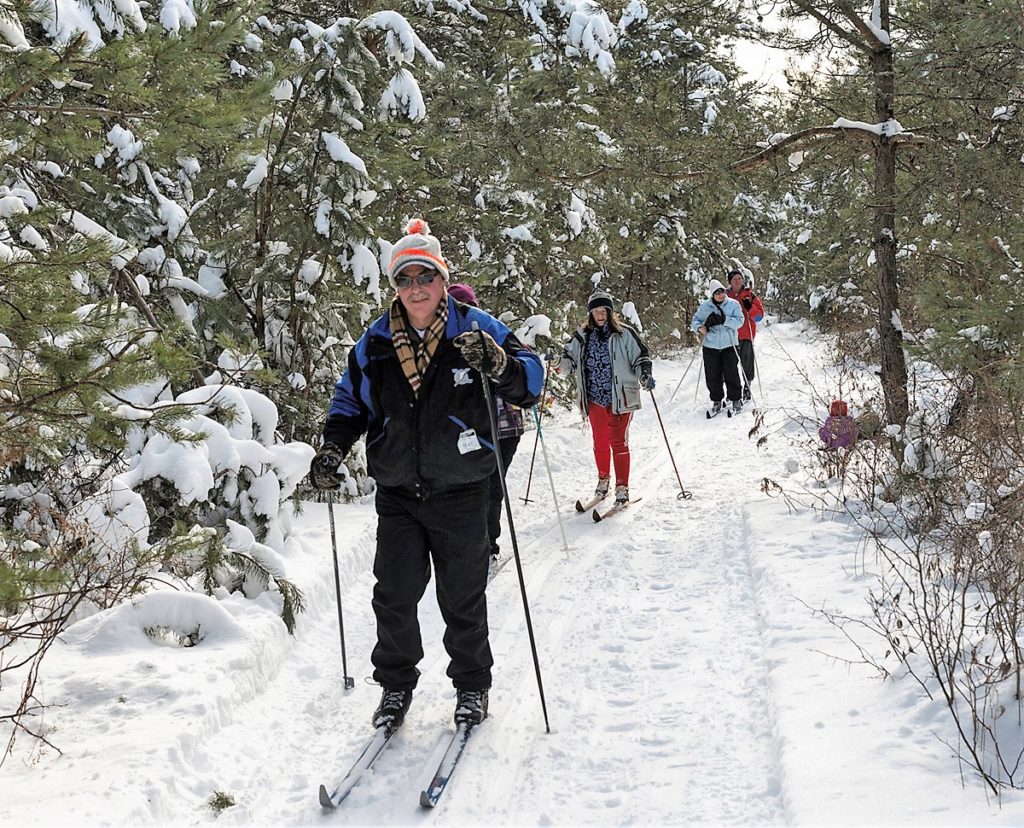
top-left (725, 268), bottom-right (764, 402)
top-left (308, 220), bottom-right (543, 733)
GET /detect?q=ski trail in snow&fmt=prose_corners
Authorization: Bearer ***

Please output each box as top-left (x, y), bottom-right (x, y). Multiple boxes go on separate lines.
top-left (437, 382), bottom-right (787, 824)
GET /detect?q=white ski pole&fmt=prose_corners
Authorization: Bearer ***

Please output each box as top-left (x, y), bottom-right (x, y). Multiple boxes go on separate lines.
top-left (531, 405), bottom-right (570, 551)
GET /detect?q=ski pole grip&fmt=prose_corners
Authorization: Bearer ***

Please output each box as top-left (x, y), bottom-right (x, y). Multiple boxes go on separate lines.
top-left (470, 320), bottom-right (491, 374)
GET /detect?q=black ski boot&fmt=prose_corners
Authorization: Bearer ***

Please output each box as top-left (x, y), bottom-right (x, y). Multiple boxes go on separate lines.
top-left (372, 688), bottom-right (412, 731)
top-left (453, 689), bottom-right (488, 727)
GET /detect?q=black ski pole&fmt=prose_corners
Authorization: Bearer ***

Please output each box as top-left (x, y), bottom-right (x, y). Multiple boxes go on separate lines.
top-left (473, 322), bottom-right (551, 733)
top-left (327, 491), bottom-right (355, 690)
top-left (731, 342), bottom-right (751, 403)
top-left (649, 388), bottom-right (692, 500)
top-left (752, 343), bottom-right (764, 401)
top-left (520, 365), bottom-right (551, 505)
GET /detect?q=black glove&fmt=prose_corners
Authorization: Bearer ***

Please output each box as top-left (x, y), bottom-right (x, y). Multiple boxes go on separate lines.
top-left (309, 443), bottom-right (347, 491)
top-left (454, 330), bottom-right (508, 377)
top-left (742, 297), bottom-right (753, 310)
top-left (640, 373), bottom-right (655, 390)
top-left (703, 312), bottom-right (724, 329)
top-left (544, 348), bottom-right (557, 363)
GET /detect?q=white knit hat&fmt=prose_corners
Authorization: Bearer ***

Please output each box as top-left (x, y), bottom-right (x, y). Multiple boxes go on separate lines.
top-left (387, 219), bottom-right (450, 287)
top-left (707, 278), bottom-right (727, 298)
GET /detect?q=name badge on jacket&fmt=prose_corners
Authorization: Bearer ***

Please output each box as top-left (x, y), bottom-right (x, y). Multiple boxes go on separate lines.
top-left (457, 428), bottom-right (482, 454)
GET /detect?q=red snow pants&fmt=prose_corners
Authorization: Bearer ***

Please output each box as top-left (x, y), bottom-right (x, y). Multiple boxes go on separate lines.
top-left (587, 402), bottom-right (633, 486)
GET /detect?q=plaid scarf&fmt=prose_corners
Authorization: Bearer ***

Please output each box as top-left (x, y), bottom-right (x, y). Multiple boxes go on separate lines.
top-left (390, 295), bottom-right (449, 397)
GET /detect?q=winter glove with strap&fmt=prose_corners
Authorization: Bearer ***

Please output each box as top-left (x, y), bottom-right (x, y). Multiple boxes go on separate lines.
top-left (640, 373), bottom-right (656, 390)
top-left (309, 443), bottom-right (348, 491)
top-left (453, 330), bottom-right (508, 378)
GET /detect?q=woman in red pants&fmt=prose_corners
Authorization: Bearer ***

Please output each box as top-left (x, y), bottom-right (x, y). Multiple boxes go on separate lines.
top-left (552, 288), bottom-right (653, 504)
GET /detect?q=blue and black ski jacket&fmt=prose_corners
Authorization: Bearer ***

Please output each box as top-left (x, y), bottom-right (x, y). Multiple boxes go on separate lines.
top-left (324, 297), bottom-right (544, 493)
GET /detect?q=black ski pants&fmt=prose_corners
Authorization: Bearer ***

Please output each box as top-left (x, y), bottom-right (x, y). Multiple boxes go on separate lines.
top-left (487, 435), bottom-right (521, 551)
top-left (702, 345), bottom-right (743, 403)
top-left (737, 339), bottom-right (756, 385)
top-left (371, 484), bottom-right (493, 692)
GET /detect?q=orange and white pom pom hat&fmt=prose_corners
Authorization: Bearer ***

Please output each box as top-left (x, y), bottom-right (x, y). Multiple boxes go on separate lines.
top-left (387, 219), bottom-right (450, 287)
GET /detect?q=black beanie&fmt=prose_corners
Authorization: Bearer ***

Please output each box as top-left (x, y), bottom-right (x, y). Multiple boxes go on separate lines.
top-left (587, 288), bottom-right (614, 312)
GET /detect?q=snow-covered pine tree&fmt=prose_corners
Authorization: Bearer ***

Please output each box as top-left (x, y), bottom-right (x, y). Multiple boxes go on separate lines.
top-left (185, 8), bottom-right (442, 451)
top-left (362, 0), bottom-right (752, 343)
top-left (1, 2), bottom-right (339, 750)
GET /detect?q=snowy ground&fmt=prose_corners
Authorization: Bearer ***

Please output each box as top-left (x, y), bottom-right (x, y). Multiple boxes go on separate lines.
top-left (3, 322), bottom-right (1023, 826)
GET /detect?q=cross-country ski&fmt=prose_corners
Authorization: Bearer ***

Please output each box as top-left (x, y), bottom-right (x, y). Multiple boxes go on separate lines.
top-left (593, 497), bottom-right (642, 522)
top-left (419, 722), bottom-right (477, 808)
top-left (318, 726), bottom-right (397, 809)
top-left (574, 493), bottom-right (607, 513)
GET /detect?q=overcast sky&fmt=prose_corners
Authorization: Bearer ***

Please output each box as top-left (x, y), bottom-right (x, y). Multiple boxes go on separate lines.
top-left (735, 39), bottom-right (790, 90)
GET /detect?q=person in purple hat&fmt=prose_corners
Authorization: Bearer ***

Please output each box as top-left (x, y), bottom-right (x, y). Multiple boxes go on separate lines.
top-left (448, 283), bottom-right (526, 560)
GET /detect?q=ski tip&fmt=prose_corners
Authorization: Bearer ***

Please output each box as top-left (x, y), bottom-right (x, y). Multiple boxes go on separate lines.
top-left (420, 790), bottom-right (437, 809)
top-left (705, 411), bottom-right (711, 419)
top-left (319, 784), bottom-right (336, 810)
top-left (575, 500), bottom-right (585, 512)
top-left (592, 510), bottom-right (603, 522)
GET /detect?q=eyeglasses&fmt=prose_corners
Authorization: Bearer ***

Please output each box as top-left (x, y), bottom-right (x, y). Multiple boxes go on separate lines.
top-left (394, 270), bottom-right (438, 289)
top-left (713, 289), bottom-right (726, 296)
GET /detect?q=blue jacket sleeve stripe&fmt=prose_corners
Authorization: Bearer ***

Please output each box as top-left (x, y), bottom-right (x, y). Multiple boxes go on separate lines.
top-left (449, 302), bottom-right (544, 398)
top-left (518, 351), bottom-right (544, 397)
top-left (328, 335), bottom-right (372, 420)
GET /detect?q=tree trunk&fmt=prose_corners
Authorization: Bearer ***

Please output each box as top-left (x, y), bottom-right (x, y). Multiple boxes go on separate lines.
top-left (871, 2), bottom-right (909, 429)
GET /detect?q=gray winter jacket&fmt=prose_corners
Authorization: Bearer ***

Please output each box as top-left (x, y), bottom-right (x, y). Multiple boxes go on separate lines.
top-left (556, 323), bottom-right (652, 415)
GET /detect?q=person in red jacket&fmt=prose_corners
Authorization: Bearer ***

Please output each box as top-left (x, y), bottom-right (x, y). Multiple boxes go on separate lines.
top-left (726, 269), bottom-right (764, 402)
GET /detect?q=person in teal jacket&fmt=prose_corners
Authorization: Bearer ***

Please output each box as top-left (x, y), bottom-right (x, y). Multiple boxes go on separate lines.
top-left (690, 278), bottom-right (745, 415)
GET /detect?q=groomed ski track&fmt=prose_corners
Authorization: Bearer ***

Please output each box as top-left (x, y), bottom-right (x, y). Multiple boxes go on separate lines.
top-left (173, 330), bottom-right (801, 827)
